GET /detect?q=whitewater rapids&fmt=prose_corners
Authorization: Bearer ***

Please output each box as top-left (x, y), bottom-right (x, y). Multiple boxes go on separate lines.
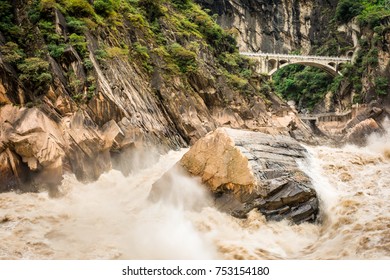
top-left (0, 125), bottom-right (389, 259)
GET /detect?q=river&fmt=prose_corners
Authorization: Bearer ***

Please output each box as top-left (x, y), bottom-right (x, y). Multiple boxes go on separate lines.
top-left (0, 122), bottom-right (389, 259)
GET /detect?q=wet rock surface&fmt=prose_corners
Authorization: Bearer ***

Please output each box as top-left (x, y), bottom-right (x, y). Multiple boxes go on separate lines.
top-left (344, 118), bottom-right (382, 146)
top-left (0, 105), bottom-right (150, 192)
top-left (173, 128), bottom-right (319, 224)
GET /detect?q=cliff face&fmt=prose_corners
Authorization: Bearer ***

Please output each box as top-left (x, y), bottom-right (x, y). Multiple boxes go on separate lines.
top-left (197, 0), bottom-right (390, 110)
top-left (1, 0), bottom-right (294, 191)
top-left (195, 0), bottom-right (338, 54)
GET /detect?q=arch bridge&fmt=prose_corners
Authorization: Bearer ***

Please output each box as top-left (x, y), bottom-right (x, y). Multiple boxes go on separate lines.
top-left (240, 52), bottom-right (352, 76)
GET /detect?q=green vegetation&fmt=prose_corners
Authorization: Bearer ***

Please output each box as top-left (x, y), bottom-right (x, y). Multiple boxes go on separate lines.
top-left (358, 0), bottom-right (390, 28)
top-left (60, 0), bottom-right (95, 17)
top-left (336, 0), bottom-right (390, 27)
top-left (276, 0), bottom-right (390, 109)
top-left (0, 42), bottom-right (25, 64)
top-left (0, 1), bottom-right (21, 38)
top-left (273, 65), bottom-right (334, 111)
top-left (0, 0), bottom-right (260, 104)
top-left (17, 57), bottom-right (52, 93)
top-left (374, 76), bottom-right (389, 96)
top-left (93, 0), bottom-right (117, 16)
top-left (339, 0), bottom-right (390, 100)
top-left (168, 43), bottom-right (197, 73)
top-left (335, 0), bottom-right (364, 23)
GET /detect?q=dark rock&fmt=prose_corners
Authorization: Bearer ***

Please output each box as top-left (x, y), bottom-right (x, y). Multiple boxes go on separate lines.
top-left (155, 128), bottom-right (319, 224)
top-left (0, 149), bottom-right (30, 192)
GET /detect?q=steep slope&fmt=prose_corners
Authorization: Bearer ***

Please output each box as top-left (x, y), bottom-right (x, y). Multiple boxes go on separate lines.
top-left (198, 0), bottom-right (390, 128)
top-left (198, 0), bottom-right (389, 107)
top-left (0, 0), bottom-right (290, 191)
top-left (195, 0), bottom-right (338, 54)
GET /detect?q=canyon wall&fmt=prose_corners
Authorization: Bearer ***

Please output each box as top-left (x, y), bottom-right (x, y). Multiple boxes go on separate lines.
top-left (0, 0), bottom-right (295, 191)
top-left (195, 0), bottom-right (339, 54)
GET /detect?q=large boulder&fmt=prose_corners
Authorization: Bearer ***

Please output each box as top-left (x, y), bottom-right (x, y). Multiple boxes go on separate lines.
top-left (154, 128), bottom-right (319, 224)
top-left (345, 118), bottom-right (382, 146)
top-left (181, 128), bottom-right (256, 200)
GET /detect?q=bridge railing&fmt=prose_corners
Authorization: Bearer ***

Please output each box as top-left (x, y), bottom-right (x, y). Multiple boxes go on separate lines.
top-left (240, 52), bottom-right (352, 62)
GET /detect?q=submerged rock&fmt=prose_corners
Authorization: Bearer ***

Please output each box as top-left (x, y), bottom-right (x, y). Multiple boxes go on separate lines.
top-left (171, 128), bottom-right (319, 224)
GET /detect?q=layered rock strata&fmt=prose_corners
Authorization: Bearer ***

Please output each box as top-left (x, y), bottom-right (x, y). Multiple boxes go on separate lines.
top-left (153, 128), bottom-right (319, 224)
top-left (195, 0), bottom-right (337, 54)
top-left (0, 104), bottom-right (148, 192)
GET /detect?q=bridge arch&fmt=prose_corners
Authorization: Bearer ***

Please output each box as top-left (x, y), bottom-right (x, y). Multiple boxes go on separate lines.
top-left (268, 61), bottom-right (344, 77)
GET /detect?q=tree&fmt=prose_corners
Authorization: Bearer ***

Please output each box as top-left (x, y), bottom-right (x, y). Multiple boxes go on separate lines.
top-left (335, 0), bottom-right (363, 23)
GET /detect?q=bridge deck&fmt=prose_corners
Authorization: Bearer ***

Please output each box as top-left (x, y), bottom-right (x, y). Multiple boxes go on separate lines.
top-left (240, 52), bottom-right (351, 62)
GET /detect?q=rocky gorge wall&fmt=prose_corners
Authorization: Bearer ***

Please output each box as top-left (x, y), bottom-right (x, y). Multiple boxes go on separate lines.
top-left (195, 0), bottom-right (390, 139)
top-left (195, 0), bottom-right (339, 54)
top-left (1, 0), bottom-right (387, 196)
top-left (1, 0), bottom-right (303, 192)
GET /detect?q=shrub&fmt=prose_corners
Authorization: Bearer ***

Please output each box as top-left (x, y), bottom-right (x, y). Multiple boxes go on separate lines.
top-left (259, 83), bottom-right (272, 95)
top-left (0, 42), bottom-right (24, 63)
top-left (240, 68), bottom-right (252, 79)
top-left (273, 65), bottom-right (334, 111)
top-left (219, 52), bottom-right (239, 68)
top-left (224, 71), bottom-right (248, 90)
top-left (363, 49), bottom-right (379, 67)
top-left (94, 48), bottom-right (108, 62)
top-left (93, 0), bottom-right (115, 16)
top-left (106, 46), bottom-right (129, 58)
top-left (128, 13), bottom-right (148, 29)
top-left (17, 57), bottom-right (52, 90)
top-left (62, 0), bottom-right (95, 17)
top-left (374, 76), bottom-right (389, 95)
top-left (169, 43), bottom-right (197, 73)
top-left (67, 17), bottom-right (88, 33)
top-left (138, 0), bottom-right (163, 22)
top-left (172, 0), bottom-right (191, 9)
top-left (69, 33), bottom-right (87, 56)
top-left (83, 58), bottom-right (94, 70)
top-left (133, 42), bottom-right (150, 60)
top-left (335, 0), bottom-right (363, 24)
top-left (48, 43), bottom-right (67, 58)
top-left (0, 1), bottom-right (20, 37)
top-left (38, 20), bottom-right (55, 40)
top-left (40, 0), bottom-right (56, 11)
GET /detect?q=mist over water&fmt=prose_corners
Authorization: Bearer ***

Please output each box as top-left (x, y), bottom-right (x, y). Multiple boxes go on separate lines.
top-left (0, 122), bottom-right (389, 259)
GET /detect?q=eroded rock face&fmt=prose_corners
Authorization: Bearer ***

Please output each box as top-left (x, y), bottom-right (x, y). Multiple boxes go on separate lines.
top-left (345, 118), bottom-right (382, 146)
top-left (0, 106), bottom-right (65, 191)
top-left (0, 148), bottom-right (29, 192)
top-left (156, 128), bottom-right (319, 224)
top-left (0, 3), bottom-right (318, 191)
top-left (0, 104), bottom-right (152, 192)
top-left (195, 0), bottom-right (338, 54)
